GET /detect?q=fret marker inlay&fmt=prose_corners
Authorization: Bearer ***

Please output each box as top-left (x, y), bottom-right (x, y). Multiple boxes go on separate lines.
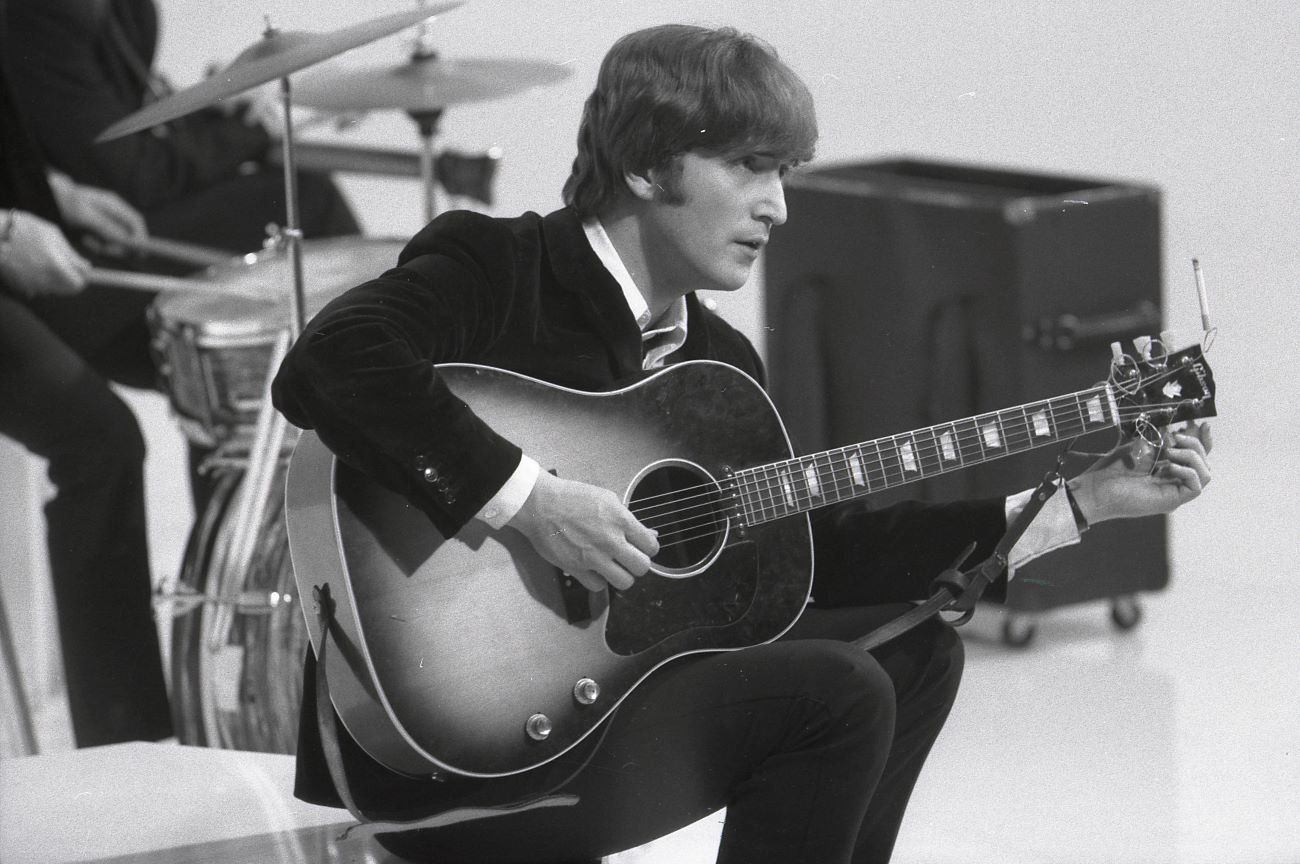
top-left (780, 471), bottom-right (796, 508)
top-left (1031, 411), bottom-right (1051, 437)
top-left (900, 441), bottom-right (919, 473)
top-left (939, 431), bottom-right (958, 461)
top-left (981, 423), bottom-right (1002, 449)
top-left (849, 454), bottom-right (867, 486)
top-left (1086, 396), bottom-right (1104, 424)
top-left (804, 465), bottom-right (821, 498)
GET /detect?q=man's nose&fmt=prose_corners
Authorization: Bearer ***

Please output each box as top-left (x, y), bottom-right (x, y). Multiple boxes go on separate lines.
top-left (755, 174), bottom-right (787, 227)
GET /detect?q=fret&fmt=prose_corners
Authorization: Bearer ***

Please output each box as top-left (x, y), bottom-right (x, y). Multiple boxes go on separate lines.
top-left (952, 418), bottom-right (984, 465)
top-left (860, 439), bottom-right (888, 490)
top-left (1053, 396), bottom-right (1081, 439)
top-left (877, 437), bottom-right (907, 488)
top-left (912, 427), bottom-right (941, 475)
top-left (756, 464), bottom-right (782, 522)
top-left (1002, 407), bottom-right (1031, 453)
top-left (738, 468), bottom-right (767, 524)
top-left (818, 451), bottom-right (848, 504)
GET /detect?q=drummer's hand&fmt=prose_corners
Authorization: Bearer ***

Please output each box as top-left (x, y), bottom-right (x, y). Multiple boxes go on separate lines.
top-left (0, 211), bottom-right (90, 297)
top-left (47, 171), bottom-right (148, 246)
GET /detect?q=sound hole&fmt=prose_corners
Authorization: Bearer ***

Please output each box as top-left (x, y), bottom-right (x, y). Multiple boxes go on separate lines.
top-left (627, 460), bottom-right (727, 577)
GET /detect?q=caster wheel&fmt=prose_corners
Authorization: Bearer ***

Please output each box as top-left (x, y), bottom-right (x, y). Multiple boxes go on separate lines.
top-left (1110, 596), bottom-right (1142, 630)
top-left (1001, 615), bottom-right (1037, 647)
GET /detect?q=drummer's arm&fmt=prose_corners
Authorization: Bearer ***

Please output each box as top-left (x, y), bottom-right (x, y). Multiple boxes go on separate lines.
top-left (6, 9), bottom-right (270, 210)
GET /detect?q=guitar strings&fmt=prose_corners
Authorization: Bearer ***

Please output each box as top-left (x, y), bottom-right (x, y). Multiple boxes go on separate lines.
top-left (627, 358), bottom-right (1197, 524)
top-left (635, 394), bottom-right (1198, 552)
top-left (629, 382), bottom-right (1185, 526)
top-left (637, 395), bottom-right (1192, 540)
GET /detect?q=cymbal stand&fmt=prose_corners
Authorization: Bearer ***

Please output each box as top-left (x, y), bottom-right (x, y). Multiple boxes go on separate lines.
top-left (408, 22), bottom-right (446, 222)
top-left (410, 107), bottom-right (446, 222)
top-left (200, 21), bottom-right (302, 738)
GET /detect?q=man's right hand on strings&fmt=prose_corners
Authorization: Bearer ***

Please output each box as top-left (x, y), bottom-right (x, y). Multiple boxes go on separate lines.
top-left (507, 470), bottom-right (660, 593)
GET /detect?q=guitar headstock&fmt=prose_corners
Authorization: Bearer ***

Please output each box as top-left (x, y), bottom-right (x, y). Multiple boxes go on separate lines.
top-left (1111, 340), bottom-right (1217, 432)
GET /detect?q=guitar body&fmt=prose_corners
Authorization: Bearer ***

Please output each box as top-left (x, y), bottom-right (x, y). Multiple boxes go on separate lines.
top-left (285, 361), bottom-right (813, 778)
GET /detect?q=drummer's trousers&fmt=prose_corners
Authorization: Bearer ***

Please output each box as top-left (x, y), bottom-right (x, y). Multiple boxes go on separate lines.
top-left (0, 288), bottom-right (172, 747)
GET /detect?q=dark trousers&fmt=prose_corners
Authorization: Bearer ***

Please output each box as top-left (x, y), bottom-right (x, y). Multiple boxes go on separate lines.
top-left (0, 288), bottom-right (172, 747)
top-left (322, 605), bottom-right (964, 864)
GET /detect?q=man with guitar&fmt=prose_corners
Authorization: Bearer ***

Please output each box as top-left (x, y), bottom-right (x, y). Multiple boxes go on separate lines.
top-left (272, 24), bottom-right (1212, 864)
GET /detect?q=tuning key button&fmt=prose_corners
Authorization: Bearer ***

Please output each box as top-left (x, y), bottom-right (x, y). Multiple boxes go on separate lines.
top-left (573, 678), bottom-right (601, 705)
top-left (525, 713), bottom-right (552, 741)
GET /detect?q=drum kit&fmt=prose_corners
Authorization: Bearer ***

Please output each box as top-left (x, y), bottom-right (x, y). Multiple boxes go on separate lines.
top-left (91, 2), bottom-right (573, 752)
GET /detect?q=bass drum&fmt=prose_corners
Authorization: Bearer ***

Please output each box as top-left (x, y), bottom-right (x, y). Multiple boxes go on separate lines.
top-left (170, 454), bottom-right (306, 754)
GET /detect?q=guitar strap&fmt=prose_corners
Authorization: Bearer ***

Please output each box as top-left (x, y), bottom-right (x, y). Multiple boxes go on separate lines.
top-left (853, 450), bottom-right (1070, 653)
top-left (310, 587), bottom-right (580, 842)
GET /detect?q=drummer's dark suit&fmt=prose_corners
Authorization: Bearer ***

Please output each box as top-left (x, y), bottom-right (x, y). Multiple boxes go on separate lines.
top-left (4, 0), bottom-right (359, 262)
top-left (273, 207), bottom-right (1009, 863)
top-left (0, 4), bottom-right (171, 748)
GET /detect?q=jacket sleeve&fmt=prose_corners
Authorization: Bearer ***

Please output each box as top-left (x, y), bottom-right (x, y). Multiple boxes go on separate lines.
top-left (5, 0), bottom-right (272, 210)
top-left (809, 496), bottom-right (1009, 605)
top-left (272, 212), bottom-right (528, 537)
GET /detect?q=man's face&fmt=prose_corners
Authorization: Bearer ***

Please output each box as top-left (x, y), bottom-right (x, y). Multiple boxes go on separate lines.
top-left (641, 150), bottom-right (790, 295)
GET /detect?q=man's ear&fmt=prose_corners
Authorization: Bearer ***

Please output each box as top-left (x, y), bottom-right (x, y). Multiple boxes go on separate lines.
top-left (623, 168), bottom-right (658, 202)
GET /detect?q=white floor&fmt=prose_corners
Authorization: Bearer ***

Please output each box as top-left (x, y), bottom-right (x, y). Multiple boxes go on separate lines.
top-left (607, 576), bottom-right (1300, 864)
top-left (6, 574), bottom-right (1297, 864)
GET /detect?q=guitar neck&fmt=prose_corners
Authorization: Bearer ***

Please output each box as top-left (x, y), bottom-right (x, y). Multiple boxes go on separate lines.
top-left (732, 383), bottom-right (1120, 526)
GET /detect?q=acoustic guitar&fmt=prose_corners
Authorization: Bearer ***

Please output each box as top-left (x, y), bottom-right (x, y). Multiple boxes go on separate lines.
top-left (284, 344), bottom-right (1215, 778)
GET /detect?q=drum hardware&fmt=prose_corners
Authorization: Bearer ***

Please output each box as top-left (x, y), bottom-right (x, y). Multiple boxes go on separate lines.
top-left (293, 19), bottom-right (571, 219)
top-left (97, 1), bottom-right (466, 337)
top-left (267, 141), bottom-right (499, 207)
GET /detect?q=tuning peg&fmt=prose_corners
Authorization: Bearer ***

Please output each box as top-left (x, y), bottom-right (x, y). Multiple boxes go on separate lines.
top-left (1110, 341), bottom-right (1124, 363)
top-left (1132, 335), bottom-right (1152, 358)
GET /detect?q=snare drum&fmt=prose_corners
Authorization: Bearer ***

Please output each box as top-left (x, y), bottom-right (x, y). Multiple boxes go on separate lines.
top-left (149, 237), bottom-right (404, 445)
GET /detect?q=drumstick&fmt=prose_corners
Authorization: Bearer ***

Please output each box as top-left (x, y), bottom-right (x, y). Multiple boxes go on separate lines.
top-left (87, 267), bottom-right (265, 297)
top-left (87, 267), bottom-right (205, 293)
top-left (117, 235), bottom-right (239, 268)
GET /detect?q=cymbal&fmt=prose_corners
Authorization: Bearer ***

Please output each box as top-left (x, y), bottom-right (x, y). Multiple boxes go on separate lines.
top-left (293, 54), bottom-right (574, 113)
top-left (96, 2), bottom-right (465, 142)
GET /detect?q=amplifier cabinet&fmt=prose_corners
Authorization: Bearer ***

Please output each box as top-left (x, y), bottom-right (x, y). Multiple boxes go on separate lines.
top-left (764, 159), bottom-right (1167, 636)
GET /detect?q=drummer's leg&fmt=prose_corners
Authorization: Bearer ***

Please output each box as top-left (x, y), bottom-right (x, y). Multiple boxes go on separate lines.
top-left (141, 168), bottom-right (361, 256)
top-left (0, 294), bottom-right (173, 747)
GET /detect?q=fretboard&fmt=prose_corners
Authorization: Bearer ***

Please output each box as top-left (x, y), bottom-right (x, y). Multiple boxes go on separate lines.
top-left (730, 384), bottom-right (1118, 526)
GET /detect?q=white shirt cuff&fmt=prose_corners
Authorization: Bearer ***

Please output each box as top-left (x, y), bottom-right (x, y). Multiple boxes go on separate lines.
top-left (1004, 486), bottom-right (1082, 577)
top-left (474, 455), bottom-right (540, 529)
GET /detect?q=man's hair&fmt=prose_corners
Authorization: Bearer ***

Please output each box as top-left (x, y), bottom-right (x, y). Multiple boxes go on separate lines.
top-left (562, 24), bottom-right (818, 218)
